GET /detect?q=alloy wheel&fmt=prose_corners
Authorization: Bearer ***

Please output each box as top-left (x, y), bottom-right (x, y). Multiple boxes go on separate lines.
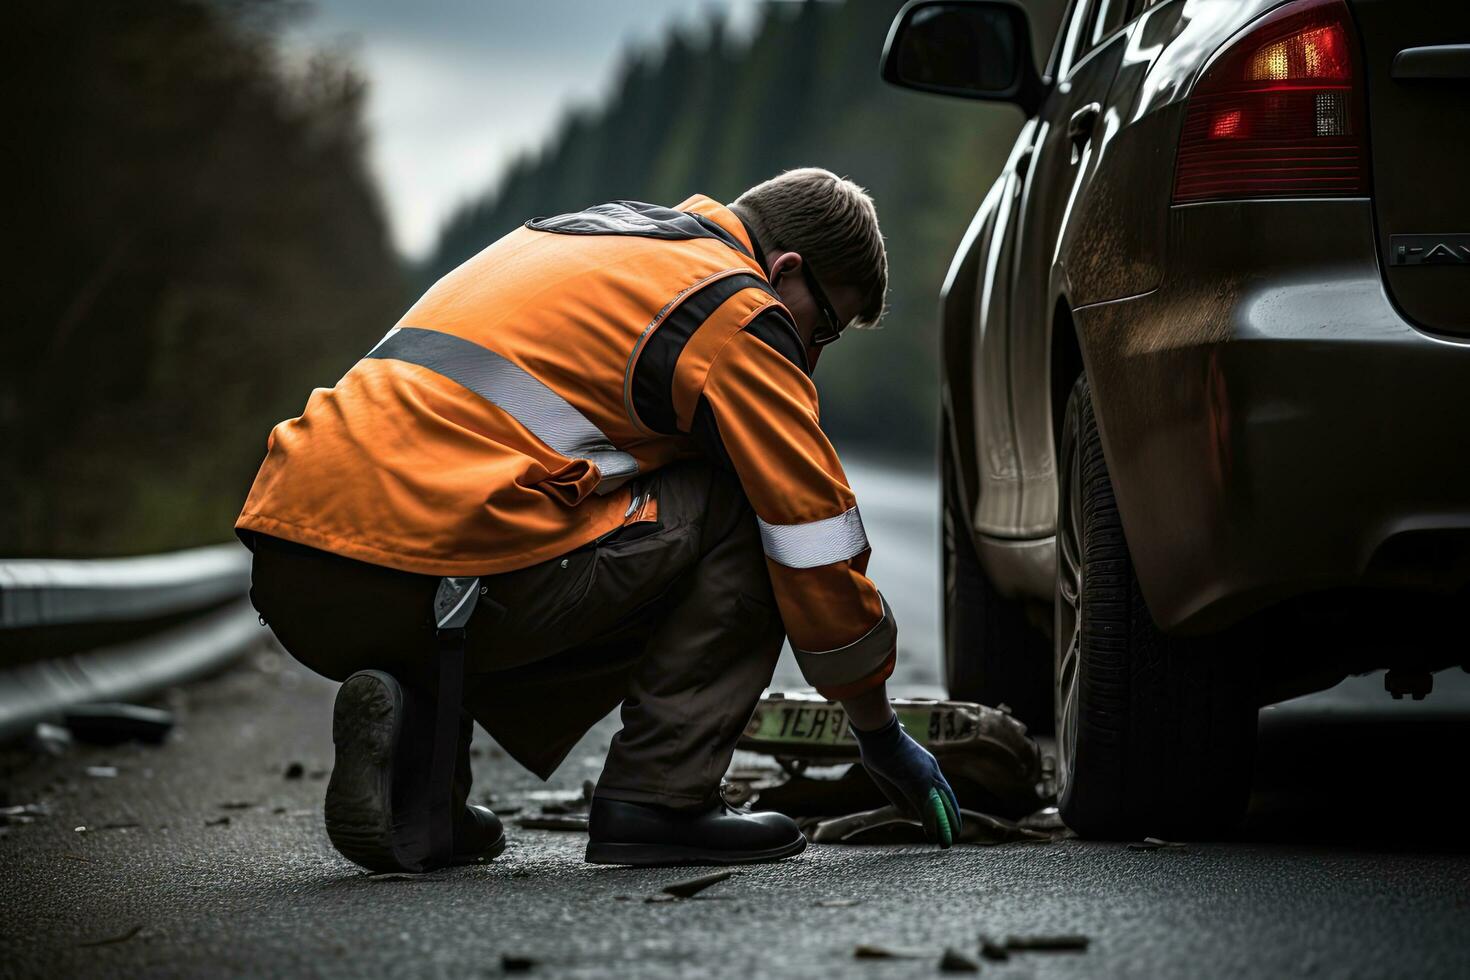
top-left (1054, 396), bottom-right (1084, 802)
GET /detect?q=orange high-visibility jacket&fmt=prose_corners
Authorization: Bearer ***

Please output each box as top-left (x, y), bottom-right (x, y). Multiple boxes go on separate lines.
top-left (237, 195), bottom-right (894, 698)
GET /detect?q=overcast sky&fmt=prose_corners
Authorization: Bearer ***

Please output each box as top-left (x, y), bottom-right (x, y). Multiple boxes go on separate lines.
top-left (285, 0), bottom-right (768, 259)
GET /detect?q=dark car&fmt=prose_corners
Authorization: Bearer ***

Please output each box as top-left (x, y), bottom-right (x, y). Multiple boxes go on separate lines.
top-left (882, 0), bottom-right (1470, 838)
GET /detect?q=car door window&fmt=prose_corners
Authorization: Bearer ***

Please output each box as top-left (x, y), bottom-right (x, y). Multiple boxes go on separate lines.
top-left (1088, 0), bottom-right (1131, 48)
top-left (1058, 0), bottom-right (1098, 77)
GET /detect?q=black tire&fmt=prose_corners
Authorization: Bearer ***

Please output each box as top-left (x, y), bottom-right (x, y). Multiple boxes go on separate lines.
top-left (1055, 374), bottom-right (1256, 839)
top-left (941, 420), bottom-right (1054, 735)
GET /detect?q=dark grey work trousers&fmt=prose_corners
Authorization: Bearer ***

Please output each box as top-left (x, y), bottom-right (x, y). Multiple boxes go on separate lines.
top-left (248, 462), bottom-right (786, 809)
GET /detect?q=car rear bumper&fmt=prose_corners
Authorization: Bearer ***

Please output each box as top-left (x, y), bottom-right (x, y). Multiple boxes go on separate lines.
top-left (1074, 199), bottom-right (1470, 634)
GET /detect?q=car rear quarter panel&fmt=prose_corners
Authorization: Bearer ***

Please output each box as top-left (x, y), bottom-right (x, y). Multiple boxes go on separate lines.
top-left (1076, 198), bottom-right (1470, 634)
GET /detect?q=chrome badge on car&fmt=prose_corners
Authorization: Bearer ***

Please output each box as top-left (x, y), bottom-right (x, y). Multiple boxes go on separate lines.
top-left (1390, 234), bottom-right (1470, 266)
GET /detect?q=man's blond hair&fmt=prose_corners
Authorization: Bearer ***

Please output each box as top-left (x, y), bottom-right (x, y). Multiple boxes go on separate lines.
top-left (731, 168), bottom-right (888, 329)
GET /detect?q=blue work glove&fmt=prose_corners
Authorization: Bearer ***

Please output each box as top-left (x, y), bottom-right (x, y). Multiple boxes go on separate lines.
top-left (850, 714), bottom-right (963, 848)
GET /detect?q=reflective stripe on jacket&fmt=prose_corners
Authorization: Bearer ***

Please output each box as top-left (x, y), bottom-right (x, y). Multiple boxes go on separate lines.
top-left (236, 195), bottom-right (895, 697)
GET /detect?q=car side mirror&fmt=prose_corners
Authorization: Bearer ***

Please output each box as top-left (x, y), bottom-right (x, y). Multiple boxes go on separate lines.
top-left (881, 0), bottom-right (1045, 115)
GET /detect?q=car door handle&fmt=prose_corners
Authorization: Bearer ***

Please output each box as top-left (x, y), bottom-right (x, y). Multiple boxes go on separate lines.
top-left (1067, 103), bottom-right (1101, 149)
top-left (1393, 44), bottom-right (1470, 80)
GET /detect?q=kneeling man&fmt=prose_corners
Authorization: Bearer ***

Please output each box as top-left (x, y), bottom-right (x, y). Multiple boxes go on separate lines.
top-left (238, 167), bottom-right (960, 871)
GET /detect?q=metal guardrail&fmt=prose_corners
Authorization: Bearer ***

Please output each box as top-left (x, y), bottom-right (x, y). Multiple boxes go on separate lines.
top-left (0, 543), bottom-right (251, 628)
top-left (0, 544), bottom-right (260, 742)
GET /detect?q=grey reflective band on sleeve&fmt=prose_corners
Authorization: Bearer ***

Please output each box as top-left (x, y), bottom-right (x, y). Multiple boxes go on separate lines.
top-left (792, 593), bottom-right (896, 688)
top-left (367, 327), bottom-right (638, 487)
top-left (757, 506), bottom-right (869, 569)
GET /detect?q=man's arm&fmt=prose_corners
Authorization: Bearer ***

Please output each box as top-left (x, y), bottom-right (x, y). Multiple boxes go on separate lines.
top-left (695, 323), bottom-right (894, 698)
top-left (841, 680), bottom-right (896, 731)
top-left (695, 321), bottom-right (960, 846)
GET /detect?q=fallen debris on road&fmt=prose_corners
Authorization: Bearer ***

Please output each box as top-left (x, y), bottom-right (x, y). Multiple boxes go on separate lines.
top-left (28, 722), bottom-right (72, 756)
top-left (979, 936), bottom-right (1009, 960)
top-left (77, 925), bottom-right (143, 947)
top-left (852, 944), bottom-right (929, 960)
top-left (1127, 837), bottom-right (1185, 851)
top-left (0, 803), bottom-right (50, 825)
top-left (740, 693), bottom-right (1047, 817)
top-left (662, 869), bottom-right (734, 898)
top-left (514, 814), bottom-right (588, 832)
top-left (940, 947), bottom-right (981, 972)
top-left (1006, 934), bottom-right (1090, 952)
top-left (63, 703), bottom-right (174, 746)
top-left (808, 804), bottom-right (1054, 846)
top-left (283, 762), bottom-right (304, 780)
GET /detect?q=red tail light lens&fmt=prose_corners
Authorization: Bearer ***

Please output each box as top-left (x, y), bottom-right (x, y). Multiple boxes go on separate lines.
top-left (1173, 0), bottom-right (1367, 204)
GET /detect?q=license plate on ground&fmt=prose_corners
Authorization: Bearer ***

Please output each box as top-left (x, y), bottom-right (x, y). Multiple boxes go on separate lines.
top-left (740, 693), bottom-right (984, 759)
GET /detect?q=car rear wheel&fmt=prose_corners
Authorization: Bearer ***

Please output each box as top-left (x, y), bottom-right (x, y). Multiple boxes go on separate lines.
top-left (1055, 374), bottom-right (1256, 839)
top-left (941, 417), bottom-right (1053, 735)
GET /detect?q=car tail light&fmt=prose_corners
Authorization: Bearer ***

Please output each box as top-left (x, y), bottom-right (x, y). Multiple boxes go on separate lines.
top-left (1173, 0), bottom-right (1367, 204)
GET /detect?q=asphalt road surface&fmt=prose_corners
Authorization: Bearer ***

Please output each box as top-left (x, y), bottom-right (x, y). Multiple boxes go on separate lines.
top-left (4, 461), bottom-right (1469, 978)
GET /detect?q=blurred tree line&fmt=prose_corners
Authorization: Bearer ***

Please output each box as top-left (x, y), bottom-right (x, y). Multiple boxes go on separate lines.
top-left (427, 0), bottom-right (1060, 468)
top-left (2, 0), bottom-right (404, 556)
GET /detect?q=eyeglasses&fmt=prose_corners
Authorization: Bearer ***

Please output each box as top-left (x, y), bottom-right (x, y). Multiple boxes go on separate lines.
top-left (799, 262), bottom-right (847, 347)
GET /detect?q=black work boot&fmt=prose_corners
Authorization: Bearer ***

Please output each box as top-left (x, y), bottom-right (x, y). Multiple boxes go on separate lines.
top-left (450, 707), bottom-right (507, 865)
top-left (585, 796), bottom-right (806, 866)
top-left (325, 670), bottom-right (505, 872)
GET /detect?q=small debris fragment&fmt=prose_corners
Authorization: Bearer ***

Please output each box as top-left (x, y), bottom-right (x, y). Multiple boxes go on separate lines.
top-left (78, 924), bottom-right (143, 947)
top-left (1018, 806), bottom-right (1066, 831)
top-left (663, 869), bottom-right (734, 898)
top-left (0, 803), bottom-right (49, 826)
top-left (1006, 934), bottom-right (1089, 952)
top-left (272, 806), bottom-right (288, 815)
top-left (643, 893), bottom-right (677, 904)
top-left (205, 816), bottom-right (231, 827)
top-left (283, 762), bottom-right (305, 780)
top-left (64, 703), bottom-right (174, 745)
top-left (816, 899), bottom-right (861, 908)
top-left (501, 953), bottom-right (536, 972)
top-left (85, 766), bottom-right (118, 779)
top-left (514, 814), bottom-right (588, 832)
top-left (219, 801), bottom-right (255, 810)
top-left (75, 826), bottom-right (87, 833)
top-left (1126, 837), bottom-right (1183, 851)
top-left (29, 722), bottom-right (73, 756)
top-left (853, 944), bottom-right (928, 960)
top-left (940, 947), bottom-right (980, 972)
top-left (979, 936), bottom-right (1010, 961)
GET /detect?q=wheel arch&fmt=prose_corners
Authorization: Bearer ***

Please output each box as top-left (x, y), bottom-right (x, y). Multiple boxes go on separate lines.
top-left (1049, 296), bottom-right (1084, 464)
